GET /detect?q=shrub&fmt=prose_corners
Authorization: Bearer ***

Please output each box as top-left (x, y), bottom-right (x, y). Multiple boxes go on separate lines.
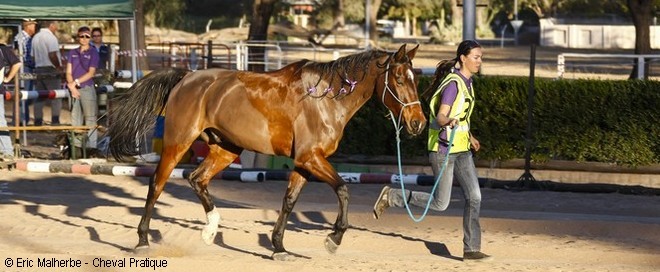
top-left (336, 76), bottom-right (660, 167)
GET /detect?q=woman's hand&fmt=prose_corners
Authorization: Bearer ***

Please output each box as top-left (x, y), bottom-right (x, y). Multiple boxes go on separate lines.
top-left (67, 82), bottom-right (81, 99)
top-left (447, 118), bottom-right (458, 128)
top-left (470, 135), bottom-right (480, 152)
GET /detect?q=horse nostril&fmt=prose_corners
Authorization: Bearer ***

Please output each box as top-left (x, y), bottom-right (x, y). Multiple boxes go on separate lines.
top-left (413, 119), bottom-right (425, 134)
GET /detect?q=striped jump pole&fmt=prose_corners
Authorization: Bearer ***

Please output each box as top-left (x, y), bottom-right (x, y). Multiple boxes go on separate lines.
top-left (13, 160), bottom-right (437, 185)
top-left (14, 160), bottom-right (265, 182)
top-left (3, 89), bottom-right (68, 101)
top-left (3, 86), bottom-right (115, 101)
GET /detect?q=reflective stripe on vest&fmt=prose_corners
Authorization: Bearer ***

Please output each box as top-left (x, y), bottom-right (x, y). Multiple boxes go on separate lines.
top-left (427, 73), bottom-right (475, 153)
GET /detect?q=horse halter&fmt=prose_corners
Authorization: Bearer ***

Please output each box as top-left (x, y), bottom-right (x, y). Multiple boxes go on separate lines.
top-left (381, 59), bottom-right (421, 138)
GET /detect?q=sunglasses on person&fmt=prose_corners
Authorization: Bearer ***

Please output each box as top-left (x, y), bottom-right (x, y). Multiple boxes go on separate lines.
top-left (78, 34), bottom-right (91, 39)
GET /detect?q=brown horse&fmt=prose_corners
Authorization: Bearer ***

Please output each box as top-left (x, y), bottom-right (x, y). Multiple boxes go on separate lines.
top-left (107, 44), bottom-right (426, 260)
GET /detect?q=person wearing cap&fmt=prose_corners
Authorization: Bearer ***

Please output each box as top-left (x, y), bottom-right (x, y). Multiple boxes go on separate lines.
top-left (66, 26), bottom-right (99, 152)
top-left (372, 40), bottom-right (492, 262)
top-left (31, 20), bottom-right (63, 126)
top-left (14, 19), bottom-right (37, 125)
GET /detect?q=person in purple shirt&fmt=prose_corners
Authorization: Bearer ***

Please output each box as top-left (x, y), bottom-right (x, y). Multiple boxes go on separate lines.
top-left (66, 26), bottom-right (99, 151)
top-left (373, 40), bottom-right (491, 262)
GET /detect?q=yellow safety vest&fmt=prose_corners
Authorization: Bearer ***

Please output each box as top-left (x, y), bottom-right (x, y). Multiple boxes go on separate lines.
top-left (427, 73), bottom-right (474, 153)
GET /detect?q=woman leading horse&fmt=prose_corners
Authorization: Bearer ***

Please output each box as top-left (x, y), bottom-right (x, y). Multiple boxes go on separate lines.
top-left (107, 44), bottom-right (426, 260)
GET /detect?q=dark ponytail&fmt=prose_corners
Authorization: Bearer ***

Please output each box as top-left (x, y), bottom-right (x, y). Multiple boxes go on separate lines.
top-left (420, 59), bottom-right (457, 102)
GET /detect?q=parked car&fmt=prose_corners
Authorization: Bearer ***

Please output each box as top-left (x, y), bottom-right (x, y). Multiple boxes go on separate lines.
top-left (376, 19), bottom-right (395, 38)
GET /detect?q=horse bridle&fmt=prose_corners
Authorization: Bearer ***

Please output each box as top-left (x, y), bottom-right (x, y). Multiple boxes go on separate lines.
top-left (381, 59), bottom-right (421, 137)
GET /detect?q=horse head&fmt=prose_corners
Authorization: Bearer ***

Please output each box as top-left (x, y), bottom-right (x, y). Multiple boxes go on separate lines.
top-left (377, 44), bottom-right (427, 136)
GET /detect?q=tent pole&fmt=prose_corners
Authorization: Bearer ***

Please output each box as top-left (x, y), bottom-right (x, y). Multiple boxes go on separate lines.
top-left (130, 16), bottom-right (137, 83)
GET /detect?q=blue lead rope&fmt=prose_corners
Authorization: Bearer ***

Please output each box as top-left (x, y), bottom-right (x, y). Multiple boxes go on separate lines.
top-left (395, 126), bottom-right (456, 222)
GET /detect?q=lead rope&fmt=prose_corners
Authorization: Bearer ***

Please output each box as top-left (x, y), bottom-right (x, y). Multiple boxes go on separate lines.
top-left (393, 118), bottom-right (455, 223)
top-left (381, 63), bottom-right (456, 222)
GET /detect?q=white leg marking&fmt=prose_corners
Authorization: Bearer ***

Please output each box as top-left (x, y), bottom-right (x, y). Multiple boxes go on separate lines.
top-left (201, 208), bottom-right (220, 245)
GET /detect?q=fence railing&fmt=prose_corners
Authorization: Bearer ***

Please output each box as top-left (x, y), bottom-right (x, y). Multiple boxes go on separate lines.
top-left (557, 53), bottom-right (660, 79)
top-left (148, 41), bottom-right (362, 71)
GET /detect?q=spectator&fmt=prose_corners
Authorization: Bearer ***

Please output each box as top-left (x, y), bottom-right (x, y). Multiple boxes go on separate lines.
top-left (31, 20), bottom-right (63, 126)
top-left (66, 26), bottom-right (99, 152)
top-left (90, 27), bottom-right (111, 125)
top-left (14, 19), bottom-right (37, 125)
top-left (90, 27), bottom-right (109, 70)
top-left (0, 43), bottom-right (22, 161)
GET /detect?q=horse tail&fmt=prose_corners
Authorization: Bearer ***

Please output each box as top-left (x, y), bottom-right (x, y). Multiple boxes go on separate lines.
top-left (107, 68), bottom-right (189, 161)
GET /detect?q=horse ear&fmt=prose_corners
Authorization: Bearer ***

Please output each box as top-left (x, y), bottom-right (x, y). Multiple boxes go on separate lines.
top-left (407, 44), bottom-right (420, 60)
top-left (394, 44), bottom-right (408, 62)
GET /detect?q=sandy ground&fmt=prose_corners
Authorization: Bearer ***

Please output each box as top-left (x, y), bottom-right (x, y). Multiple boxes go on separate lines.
top-left (1, 171), bottom-right (659, 272)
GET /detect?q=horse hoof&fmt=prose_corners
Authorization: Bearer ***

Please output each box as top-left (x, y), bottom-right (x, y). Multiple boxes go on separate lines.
top-left (201, 228), bottom-right (217, 245)
top-left (271, 252), bottom-right (295, 261)
top-left (324, 236), bottom-right (338, 254)
top-left (134, 245), bottom-right (150, 253)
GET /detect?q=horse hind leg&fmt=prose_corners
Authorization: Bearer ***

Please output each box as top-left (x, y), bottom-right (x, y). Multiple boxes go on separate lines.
top-left (136, 143), bottom-right (191, 250)
top-left (271, 169), bottom-right (307, 261)
top-left (187, 143), bottom-right (241, 245)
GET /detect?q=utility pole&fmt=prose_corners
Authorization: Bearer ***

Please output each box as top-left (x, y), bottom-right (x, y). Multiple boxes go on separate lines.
top-left (365, 0), bottom-right (371, 49)
top-left (462, 0), bottom-right (476, 41)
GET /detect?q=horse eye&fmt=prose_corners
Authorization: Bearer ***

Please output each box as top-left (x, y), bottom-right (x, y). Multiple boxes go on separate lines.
top-left (394, 71), bottom-right (405, 85)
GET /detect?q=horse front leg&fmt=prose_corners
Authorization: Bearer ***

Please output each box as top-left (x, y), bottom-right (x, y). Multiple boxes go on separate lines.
top-left (303, 155), bottom-right (349, 254)
top-left (326, 183), bottom-right (348, 253)
top-left (271, 170), bottom-right (307, 261)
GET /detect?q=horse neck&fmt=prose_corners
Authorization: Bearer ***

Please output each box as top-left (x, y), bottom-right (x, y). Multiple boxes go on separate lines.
top-left (300, 53), bottom-right (386, 123)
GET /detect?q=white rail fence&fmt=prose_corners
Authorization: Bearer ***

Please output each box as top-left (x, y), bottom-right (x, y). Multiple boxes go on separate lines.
top-left (557, 53), bottom-right (660, 79)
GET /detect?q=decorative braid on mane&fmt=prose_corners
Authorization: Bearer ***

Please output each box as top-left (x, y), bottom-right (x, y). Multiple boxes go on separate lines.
top-left (300, 49), bottom-right (391, 99)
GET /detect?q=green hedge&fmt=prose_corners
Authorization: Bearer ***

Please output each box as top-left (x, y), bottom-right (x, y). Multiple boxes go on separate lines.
top-left (336, 76), bottom-right (660, 167)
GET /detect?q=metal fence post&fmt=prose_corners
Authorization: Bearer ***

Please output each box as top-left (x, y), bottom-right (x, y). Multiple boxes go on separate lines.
top-left (638, 56), bottom-right (645, 80)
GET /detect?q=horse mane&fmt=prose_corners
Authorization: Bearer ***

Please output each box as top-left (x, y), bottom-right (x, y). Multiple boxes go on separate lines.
top-left (297, 49), bottom-right (391, 99)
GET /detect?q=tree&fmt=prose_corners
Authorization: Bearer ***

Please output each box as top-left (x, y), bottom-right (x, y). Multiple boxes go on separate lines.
top-left (627, 0), bottom-right (654, 79)
top-left (144, 0), bottom-right (186, 28)
top-left (384, 0), bottom-right (442, 36)
top-left (326, 0), bottom-right (381, 45)
top-left (450, 0), bottom-right (462, 29)
top-left (333, 0), bottom-right (346, 28)
top-left (119, 0), bottom-right (149, 71)
top-left (248, 0), bottom-right (278, 72)
top-left (367, 0), bottom-right (383, 45)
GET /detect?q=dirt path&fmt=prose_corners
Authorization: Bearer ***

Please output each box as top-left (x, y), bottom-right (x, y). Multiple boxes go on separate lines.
top-left (1, 172), bottom-right (659, 271)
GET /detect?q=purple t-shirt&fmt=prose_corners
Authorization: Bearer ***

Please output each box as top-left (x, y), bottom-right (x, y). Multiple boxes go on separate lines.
top-left (440, 71), bottom-right (472, 106)
top-left (67, 47), bottom-right (99, 88)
